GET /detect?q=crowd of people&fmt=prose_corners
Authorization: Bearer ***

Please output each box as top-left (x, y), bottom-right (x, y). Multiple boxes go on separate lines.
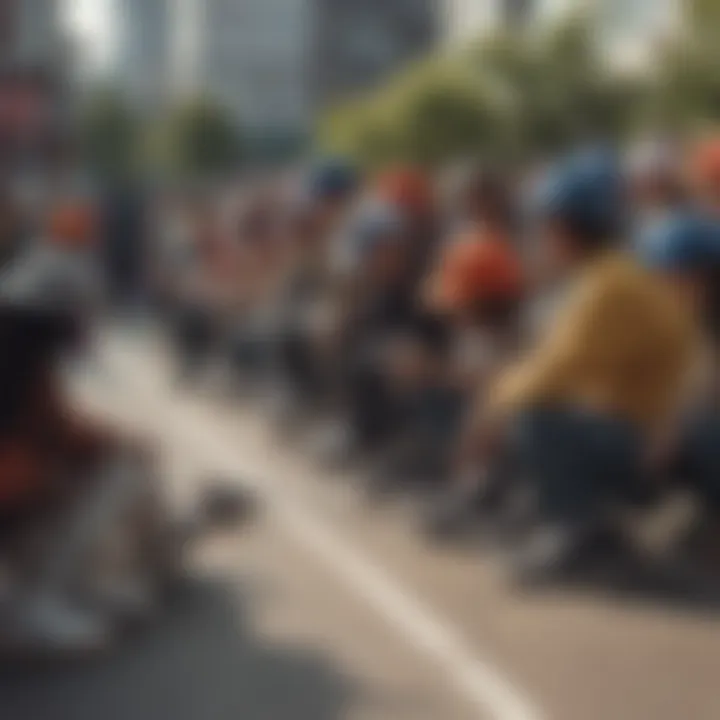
top-left (0, 134), bottom-right (720, 653)
top-left (0, 180), bottom-right (252, 652)
top-left (157, 138), bottom-right (720, 584)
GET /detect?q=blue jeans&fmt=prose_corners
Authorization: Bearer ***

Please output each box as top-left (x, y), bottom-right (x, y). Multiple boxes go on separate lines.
top-left (515, 406), bottom-right (643, 525)
top-left (230, 328), bottom-right (275, 378)
top-left (678, 408), bottom-right (720, 512)
top-left (410, 387), bottom-right (466, 449)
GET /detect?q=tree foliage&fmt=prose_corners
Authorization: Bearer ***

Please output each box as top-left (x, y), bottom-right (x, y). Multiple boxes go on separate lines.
top-left (318, 7), bottom-right (720, 168)
top-left (79, 87), bottom-right (139, 180)
top-left (153, 99), bottom-right (244, 180)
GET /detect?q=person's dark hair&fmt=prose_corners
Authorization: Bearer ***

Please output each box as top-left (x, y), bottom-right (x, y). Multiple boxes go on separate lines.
top-left (466, 166), bottom-right (514, 230)
top-left (469, 295), bottom-right (522, 330)
top-left (563, 215), bottom-right (621, 251)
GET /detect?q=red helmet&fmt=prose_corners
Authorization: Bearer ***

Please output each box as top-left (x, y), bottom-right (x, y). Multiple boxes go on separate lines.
top-left (427, 230), bottom-right (524, 314)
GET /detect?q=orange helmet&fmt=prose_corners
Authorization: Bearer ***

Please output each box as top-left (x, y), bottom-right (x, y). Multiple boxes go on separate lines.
top-left (48, 203), bottom-right (97, 249)
top-left (427, 231), bottom-right (524, 314)
top-left (375, 166), bottom-right (434, 217)
top-left (689, 137), bottom-right (720, 189)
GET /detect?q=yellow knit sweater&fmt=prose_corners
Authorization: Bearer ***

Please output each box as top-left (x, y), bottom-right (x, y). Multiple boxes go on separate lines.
top-left (489, 252), bottom-right (698, 431)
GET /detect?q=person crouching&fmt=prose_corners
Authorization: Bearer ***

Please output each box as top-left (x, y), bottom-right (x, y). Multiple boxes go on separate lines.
top-left (481, 150), bottom-right (699, 583)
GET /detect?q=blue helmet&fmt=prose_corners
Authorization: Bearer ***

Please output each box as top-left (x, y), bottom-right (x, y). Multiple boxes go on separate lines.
top-left (535, 148), bottom-right (625, 240)
top-left (640, 211), bottom-right (720, 274)
top-left (306, 158), bottom-right (359, 202)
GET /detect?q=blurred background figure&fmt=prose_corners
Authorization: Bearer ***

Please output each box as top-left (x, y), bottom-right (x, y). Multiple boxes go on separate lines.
top-left (0, 189), bottom-right (27, 271)
top-left (99, 179), bottom-right (149, 314)
top-left (423, 227), bottom-right (525, 537)
top-left (7, 0), bottom-right (720, 715)
top-left (627, 137), bottom-right (686, 242)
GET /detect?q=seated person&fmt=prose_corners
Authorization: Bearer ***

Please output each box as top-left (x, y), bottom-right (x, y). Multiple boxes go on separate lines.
top-left (226, 189), bottom-right (291, 385)
top-left (0, 303), bottom-right (122, 651)
top-left (169, 199), bottom-right (243, 382)
top-left (638, 212), bottom-right (720, 562)
top-left (0, 203), bottom-right (103, 318)
top-left (373, 166), bottom-right (438, 286)
top-left (273, 159), bottom-right (360, 416)
top-left (422, 230), bottom-right (525, 535)
top-left (441, 162), bottom-right (515, 243)
top-left (276, 165), bottom-right (434, 440)
top-left (476, 150), bottom-right (700, 582)
top-left (323, 198), bottom-right (451, 476)
top-left (0, 220), bottom-right (159, 651)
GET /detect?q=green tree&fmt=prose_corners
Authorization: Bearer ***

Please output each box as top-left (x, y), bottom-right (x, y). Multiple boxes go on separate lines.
top-left (688, 0), bottom-right (720, 50)
top-left (159, 99), bottom-right (244, 179)
top-left (393, 77), bottom-right (497, 166)
top-left (318, 98), bottom-right (396, 165)
top-left (317, 11), bottom-right (648, 166)
top-left (79, 87), bottom-right (139, 180)
top-left (648, 0), bottom-right (720, 130)
top-left (318, 58), bottom-right (498, 167)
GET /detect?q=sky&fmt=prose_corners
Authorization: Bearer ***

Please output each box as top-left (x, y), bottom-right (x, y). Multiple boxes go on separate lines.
top-left (64, 0), bottom-right (114, 70)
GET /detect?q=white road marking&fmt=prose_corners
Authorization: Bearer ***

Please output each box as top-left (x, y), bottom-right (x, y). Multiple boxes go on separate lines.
top-left (98, 339), bottom-right (544, 720)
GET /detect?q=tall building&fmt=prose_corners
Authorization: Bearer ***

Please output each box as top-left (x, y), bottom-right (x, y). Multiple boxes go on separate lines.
top-left (113, 0), bottom-right (170, 114)
top-left (503, 0), bottom-right (534, 28)
top-left (173, 0), bottom-right (312, 142)
top-left (1, 0), bottom-right (64, 67)
top-left (444, 0), bottom-right (537, 44)
top-left (171, 0), bottom-right (440, 147)
top-left (314, 0), bottom-right (439, 108)
top-left (594, 0), bottom-right (681, 71)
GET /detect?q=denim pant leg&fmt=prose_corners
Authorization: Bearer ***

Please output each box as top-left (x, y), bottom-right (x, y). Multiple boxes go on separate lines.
top-left (411, 387), bottom-right (467, 452)
top-left (231, 326), bottom-right (274, 379)
top-left (173, 304), bottom-right (214, 375)
top-left (278, 329), bottom-right (325, 400)
top-left (515, 407), bottom-right (641, 526)
top-left (345, 359), bottom-right (401, 448)
top-left (680, 408), bottom-right (720, 512)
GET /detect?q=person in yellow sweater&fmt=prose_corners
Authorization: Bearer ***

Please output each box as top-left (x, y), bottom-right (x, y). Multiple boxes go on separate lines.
top-left (482, 151), bottom-right (704, 581)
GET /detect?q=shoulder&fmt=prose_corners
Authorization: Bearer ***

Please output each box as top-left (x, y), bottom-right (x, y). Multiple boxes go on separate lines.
top-left (580, 253), bottom-right (657, 304)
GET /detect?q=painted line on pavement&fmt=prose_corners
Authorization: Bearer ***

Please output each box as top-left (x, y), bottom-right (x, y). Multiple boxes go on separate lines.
top-left (101, 340), bottom-right (545, 720)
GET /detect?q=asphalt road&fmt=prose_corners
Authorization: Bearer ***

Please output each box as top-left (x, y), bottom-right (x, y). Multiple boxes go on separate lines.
top-left (4, 327), bottom-right (720, 720)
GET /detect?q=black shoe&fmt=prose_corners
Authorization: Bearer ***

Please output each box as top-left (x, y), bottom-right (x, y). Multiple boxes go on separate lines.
top-left (424, 485), bottom-right (484, 541)
top-left (198, 481), bottom-right (260, 530)
top-left (513, 523), bottom-right (624, 588)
